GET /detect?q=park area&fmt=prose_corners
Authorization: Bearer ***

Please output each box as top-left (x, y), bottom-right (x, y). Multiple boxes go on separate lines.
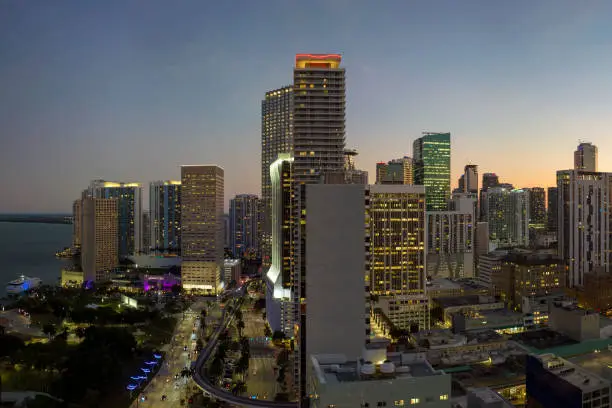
top-left (0, 285), bottom-right (187, 407)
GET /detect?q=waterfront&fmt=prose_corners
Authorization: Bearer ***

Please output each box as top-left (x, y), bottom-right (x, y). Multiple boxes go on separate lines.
top-left (0, 222), bottom-right (72, 293)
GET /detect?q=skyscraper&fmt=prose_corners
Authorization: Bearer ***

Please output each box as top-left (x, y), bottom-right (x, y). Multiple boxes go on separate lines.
top-left (527, 187), bottom-right (546, 227)
top-left (413, 132), bottom-right (451, 211)
top-left (369, 185), bottom-right (430, 332)
top-left (261, 86), bottom-right (294, 269)
top-left (88, 180), bottom-right (143, 257)
top-left (557, 169), bottom-right (612, 287)
top-left (81, 198), bottom-right (118, 283)
top-left (464, 164), bottom-right (478, 193)
top-left (229, 194), bottom-right (260, 258)
top-left (485, 187), bottom-right (530, 247)
top-left (479, 173), bottom-right (500, 221)
top-left (292, 53), bottom-right (346, 404)
top-left (376, 157), bottom-right (414, 185)
top-left (547, 187), bottom-right (558, 232)
top-left (426, 195), bottom-right (476, 279)
top-left (149, 181), bottom-right (181, 254)
top-left (574, 142), bottom-right (598, 172)
top-left (72, 199), bottom-right (82, 251)
top-left (142, 210), bottom-right (150, 254)
top-left (180, 165), bottom-right (224, 293)
top-left (266, 154), bottom-right (294, 336)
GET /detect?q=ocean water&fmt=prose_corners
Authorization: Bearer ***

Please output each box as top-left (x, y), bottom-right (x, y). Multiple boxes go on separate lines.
top-left (0, 222), bottom-right (72, 293)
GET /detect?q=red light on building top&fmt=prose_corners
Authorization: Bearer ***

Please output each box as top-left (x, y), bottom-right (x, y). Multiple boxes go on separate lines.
top-left (295, 53), bottom-right (342, 64)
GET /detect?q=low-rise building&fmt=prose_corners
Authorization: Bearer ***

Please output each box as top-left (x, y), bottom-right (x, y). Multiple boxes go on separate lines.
top-left (376, 295), bottom-right (430, 332)
top-left (426, 278), bottom-right (491, 299)
top-left (309, 352), bottom-right (451, 408)
top-left (433, 295), bottom-right (504, 326)
top-left (451, 309), bottom-right (525, 333)
top-left (60, 269), bottom-right (84, 287)
top-left (549, 302), bottom-right (600, 342)
top-left (526, 353), bottom-right (612, 408)
top-left (466, 387), bottom-right (515, 408)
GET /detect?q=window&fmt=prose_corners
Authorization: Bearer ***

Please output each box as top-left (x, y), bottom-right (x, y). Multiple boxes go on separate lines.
top-left (394, 400), bottom-right (404, 406)
top-left (410, 398), bottom-right (419, 404)
top-left (440, 394), bottom-right (449, 400)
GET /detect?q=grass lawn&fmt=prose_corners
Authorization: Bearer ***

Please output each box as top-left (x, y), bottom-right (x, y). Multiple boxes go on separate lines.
top-left (0, 366), bottom-right (59, 393)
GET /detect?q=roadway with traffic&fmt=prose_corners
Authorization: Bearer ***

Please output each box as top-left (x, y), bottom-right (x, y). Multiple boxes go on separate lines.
top-left (131, 302), bottom-right (204, 408)
top-left (192, 283), bottom-right (298, 408)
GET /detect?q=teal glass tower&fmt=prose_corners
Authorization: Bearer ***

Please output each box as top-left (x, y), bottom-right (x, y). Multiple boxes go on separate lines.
top-left (413, 132), bottom-right (451, 211)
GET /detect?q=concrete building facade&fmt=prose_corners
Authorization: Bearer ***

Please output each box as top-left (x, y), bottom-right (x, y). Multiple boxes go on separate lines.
top-left (180, 165), bottom-right (224, 293)
top-left (81, 198), bottom-right (118, 283)
top-left (557, 170), bottom-right (612, 287)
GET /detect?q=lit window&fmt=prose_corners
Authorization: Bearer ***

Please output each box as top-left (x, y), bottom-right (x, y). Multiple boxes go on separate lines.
top-left (394, 400), bottom-right (404, 406)
top-left (440, 394), bottom-right (448, 400)
top-left (410, 398), bottom-right (419, 404)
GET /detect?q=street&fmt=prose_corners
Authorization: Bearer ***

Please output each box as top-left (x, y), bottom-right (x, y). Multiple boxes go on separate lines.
top-left (242, 306), bottom-right (278, 400)
top-left (130, 301), bottom-right (206, 408)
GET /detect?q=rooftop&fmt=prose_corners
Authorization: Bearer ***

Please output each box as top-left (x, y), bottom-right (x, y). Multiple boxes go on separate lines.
top-left (311, 353), bottom-right (441, 385)
top-left (535, 353), bottom-right (609, 392)
top-left (435, 295), bottom-right (498, 309)
top-left (512, 329), bottom-right (578, 351)
top-left (467, 388), bottom-right (515, 408)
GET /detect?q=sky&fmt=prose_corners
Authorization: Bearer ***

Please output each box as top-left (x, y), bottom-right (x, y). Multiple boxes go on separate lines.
top-left (1, 0), bottom-right (612, 213)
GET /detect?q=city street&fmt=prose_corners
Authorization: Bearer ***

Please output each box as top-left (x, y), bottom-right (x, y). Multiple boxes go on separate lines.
top-left (242, 306), bottom-right (278, 400)
top-left (130, 301), bottom-right (206, 408)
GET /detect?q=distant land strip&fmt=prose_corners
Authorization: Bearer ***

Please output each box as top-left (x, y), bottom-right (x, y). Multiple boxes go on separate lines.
top-left (0, 214), bottom-right (73, 224)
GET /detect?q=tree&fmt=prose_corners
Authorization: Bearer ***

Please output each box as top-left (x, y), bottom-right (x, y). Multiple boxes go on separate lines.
top-left (195, 339), bottom-right (203, 353)
top-left (0, 334), bottom-right (25, 359)
top-left (237, 320), bottom-right (245, 337)
top-left (234, 309), bottom-right (243, 321)
top-left (42, 324), bottom-right (57, 338)
top-left (264, 326), bottom-right (272, 338)
top-left (209, 357), bottom-right (223, 379)
top-left (232, 381), bottom-right (247, 395)
top-left (74, 327), bottom-right (87, 339)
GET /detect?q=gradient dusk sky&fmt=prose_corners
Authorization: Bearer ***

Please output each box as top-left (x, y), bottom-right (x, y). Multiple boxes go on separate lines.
top-left (1, 0), bottom-right (612, 213)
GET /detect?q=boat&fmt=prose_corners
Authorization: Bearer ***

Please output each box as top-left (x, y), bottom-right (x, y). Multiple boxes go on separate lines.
top-left (6, 275), bottom-right (42, 295)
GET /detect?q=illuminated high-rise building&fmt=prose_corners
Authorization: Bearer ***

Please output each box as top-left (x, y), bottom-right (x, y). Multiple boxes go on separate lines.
top-left (574, 142), bottom-right (598, 172)
top-left (292, 53), bottom-right (346, 404)
top-left (527, 187), bottom-right (546, 227)
top-left (557, 169), bottom-right (612, 287)
top-left (88, 180), bottom-right (143, 257)
top-left (479, 173), bottom-right (500, 221)
top-left (149, 181), bottom-right (181, 254)
top-left (229, 194), bottom-right (260, 258)
top-left (369, 184), bottom-right (430, 332)
top-left (261, 86), bottom-right (294, 269)
top-left (413, 132), bottom-right (451, 211)
top-left (180, 165), bottom-right (224, 293)
top-left (547, 186), bottom-right (558, 232)
top-left (72, 199), bottom-right (82, 251)
top-left (266, 154), bottom-right (294, 336)
top-left (485, 187), bottom-right (530, 247)
top-left (81, 198), bottom-right (118, 283)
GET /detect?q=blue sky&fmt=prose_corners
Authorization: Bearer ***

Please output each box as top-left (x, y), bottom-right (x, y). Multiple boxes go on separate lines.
top-left (1, 0), bottom-right (612, 212)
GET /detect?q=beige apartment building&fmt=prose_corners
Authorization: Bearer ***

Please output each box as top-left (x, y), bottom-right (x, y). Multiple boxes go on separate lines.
top-left (180, 165), bottom-right (224, 293)
top-left (81, 198), bottom-right (118, 282)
